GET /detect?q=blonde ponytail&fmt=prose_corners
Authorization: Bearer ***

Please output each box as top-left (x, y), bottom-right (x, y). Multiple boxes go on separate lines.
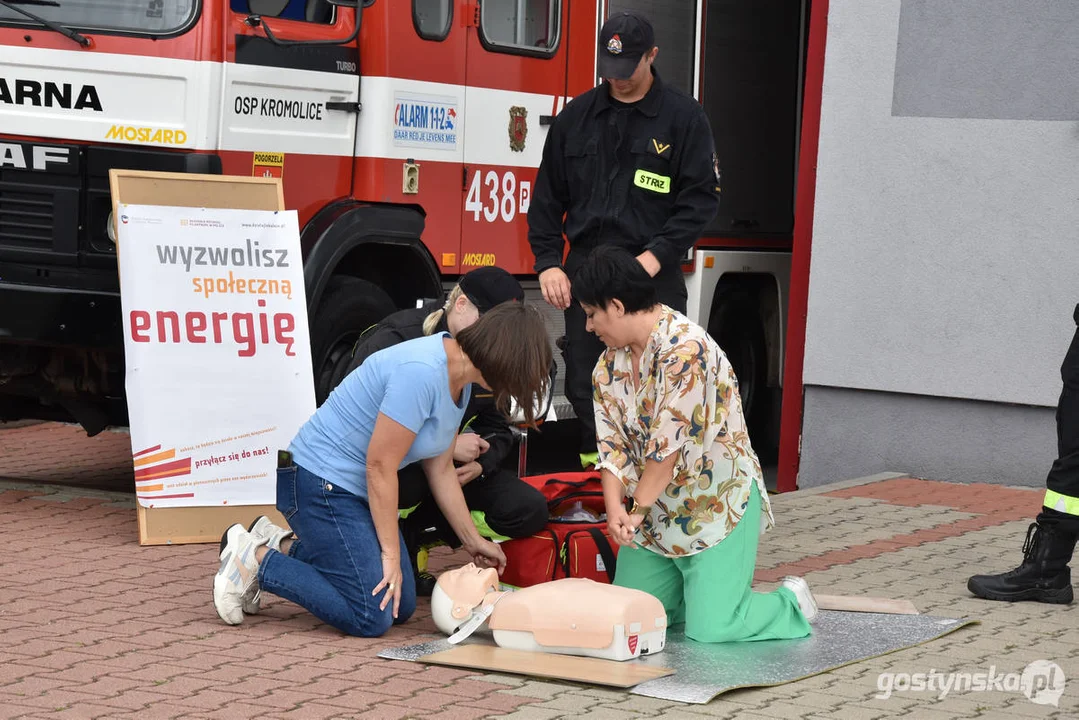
top-left (422, 284), bottom-right (465, 335)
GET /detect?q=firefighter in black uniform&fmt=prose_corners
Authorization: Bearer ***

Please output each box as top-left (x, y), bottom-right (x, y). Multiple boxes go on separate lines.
top-left (332, 266), bottom-right (548, 595)
top-left (527, 10), bottom-right (722, 467)
top-left (968, 303), bottom-right (1079, 604)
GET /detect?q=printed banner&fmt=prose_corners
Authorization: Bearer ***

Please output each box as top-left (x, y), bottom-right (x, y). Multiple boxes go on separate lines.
top-left (392, 91), bottom-right (459, 150)
top-left (116, 204), bottom-right (315, 508)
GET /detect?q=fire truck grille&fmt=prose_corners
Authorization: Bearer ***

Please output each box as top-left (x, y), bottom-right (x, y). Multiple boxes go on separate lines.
top-left (0, 184), bottom-right (57, 249)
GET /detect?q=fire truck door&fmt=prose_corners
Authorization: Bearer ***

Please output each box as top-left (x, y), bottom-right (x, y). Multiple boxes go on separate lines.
top-left (223, 1), bottom-right (361, 203)
top-left (461, 0), bottom-right (570, 276)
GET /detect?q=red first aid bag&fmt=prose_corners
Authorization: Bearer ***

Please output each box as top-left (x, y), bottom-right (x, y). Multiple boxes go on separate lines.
top-left (498, 472), bottom-right (621, 589)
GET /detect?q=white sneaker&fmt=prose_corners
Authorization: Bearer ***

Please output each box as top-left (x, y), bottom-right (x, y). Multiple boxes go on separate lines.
top-left (248, 515), bottom-right (293, 551)
top-left (781, 575), bottom-right (819, 623)
top-left (213, 524), bottom-right (267, 625)
top-left (236, 516), bottom-right (293, 615)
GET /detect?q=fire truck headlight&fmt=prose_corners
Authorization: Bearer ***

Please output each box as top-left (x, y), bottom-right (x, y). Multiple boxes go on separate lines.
top-left (100, 210), bottom-right (118, 252)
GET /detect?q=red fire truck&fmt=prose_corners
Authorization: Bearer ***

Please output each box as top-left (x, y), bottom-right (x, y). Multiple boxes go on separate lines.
top-left (0, 0), bottom-right (823, 489)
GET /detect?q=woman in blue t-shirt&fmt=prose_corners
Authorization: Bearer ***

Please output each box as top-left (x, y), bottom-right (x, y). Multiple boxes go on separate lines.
top-left (211, 301), bottom-right (553, 637)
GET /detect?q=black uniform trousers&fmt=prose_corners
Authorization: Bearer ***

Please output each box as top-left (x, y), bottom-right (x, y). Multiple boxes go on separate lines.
top-left (396, 461), bottom-right (548, 547)
top-left (1038, 303), bottom-right (1079, 537)
top-left (563, 254), bottom-right (689, 455)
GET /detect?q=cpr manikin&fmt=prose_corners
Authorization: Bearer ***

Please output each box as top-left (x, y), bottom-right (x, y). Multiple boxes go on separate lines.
top-left (431, 563), bottom-right (667, 661)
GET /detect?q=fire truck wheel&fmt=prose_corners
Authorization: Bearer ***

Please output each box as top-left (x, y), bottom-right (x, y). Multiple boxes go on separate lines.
top-left (708, 289), bottom-right (768, 434)
top-left (310, 275), bottom-right (395, 405)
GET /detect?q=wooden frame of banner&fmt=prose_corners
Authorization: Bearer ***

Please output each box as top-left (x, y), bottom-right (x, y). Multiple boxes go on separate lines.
top-left (109, 169), bottom-right (291, 546)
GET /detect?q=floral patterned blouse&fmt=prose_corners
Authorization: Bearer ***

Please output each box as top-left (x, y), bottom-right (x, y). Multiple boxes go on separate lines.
top-left (592, 305), bottom-right (773, 557)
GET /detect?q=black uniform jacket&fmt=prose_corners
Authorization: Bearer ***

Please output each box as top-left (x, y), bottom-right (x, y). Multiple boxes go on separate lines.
top-left (527, 68), bottom-right (721, 278)
top-left (337, 302), bottom-right (515, 477)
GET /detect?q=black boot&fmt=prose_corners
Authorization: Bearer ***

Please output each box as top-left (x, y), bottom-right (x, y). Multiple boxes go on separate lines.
top-left (967, 522), bottom-right (1076, 604)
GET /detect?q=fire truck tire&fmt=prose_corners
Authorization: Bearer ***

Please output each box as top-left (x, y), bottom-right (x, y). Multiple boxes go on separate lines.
top-left (708, 289), bottom-right (768, 433)
top-left (310, 275), bottom-right (395, 406)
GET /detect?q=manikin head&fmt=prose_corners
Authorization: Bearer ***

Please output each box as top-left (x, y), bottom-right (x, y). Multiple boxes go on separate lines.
top-left (430, 563), bottom-right (502, 635)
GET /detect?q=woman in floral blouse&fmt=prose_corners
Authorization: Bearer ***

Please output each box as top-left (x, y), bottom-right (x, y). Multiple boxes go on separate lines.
top-left (573, 246), bottom-right (817, 643)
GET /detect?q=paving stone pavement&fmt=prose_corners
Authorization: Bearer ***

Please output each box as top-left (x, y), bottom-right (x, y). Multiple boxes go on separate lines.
top-left (1, 423), bottom-right (1077, 719)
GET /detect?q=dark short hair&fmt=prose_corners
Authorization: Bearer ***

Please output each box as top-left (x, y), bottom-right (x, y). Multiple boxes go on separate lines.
top-left (456, 301), bottom-right (553, 428)
top-left (572, 246), bottom-right (657, 313)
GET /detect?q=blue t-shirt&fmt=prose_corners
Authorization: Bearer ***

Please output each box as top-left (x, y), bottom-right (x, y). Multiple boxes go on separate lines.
top-left (288, 332), bottom-right (471, 500)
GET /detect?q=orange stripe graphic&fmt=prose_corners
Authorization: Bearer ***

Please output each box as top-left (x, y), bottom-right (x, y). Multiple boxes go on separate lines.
top-left (137, 484), bottom-right (164, 493)
top-left (133, 449), bottom-right (176, 468)
top-left (134, 457), bottom-right (192, 481)
top-left (135, 466), bottom-right (192, 482)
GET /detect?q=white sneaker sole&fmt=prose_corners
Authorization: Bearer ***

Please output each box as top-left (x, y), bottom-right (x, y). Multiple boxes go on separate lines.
top-left (213, 524), bottom-right (254, 625)
top-left (781, 576), bottom-right (819, 623)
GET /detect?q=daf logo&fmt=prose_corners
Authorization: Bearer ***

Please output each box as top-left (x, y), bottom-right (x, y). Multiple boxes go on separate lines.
top-left (0, 142), bottom-right (76, 173)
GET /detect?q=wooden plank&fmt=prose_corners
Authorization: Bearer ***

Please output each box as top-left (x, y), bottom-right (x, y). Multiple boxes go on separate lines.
top-left (136, 504), bottom-right (289, 546)
top-left (109, 169), bottom-right (286, 546)
top-left (816, 594), bottom-right (920, 615)
top-left (417, 645), bottom-right (674, 688)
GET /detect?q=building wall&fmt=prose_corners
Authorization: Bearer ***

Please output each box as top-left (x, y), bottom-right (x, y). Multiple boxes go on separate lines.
top-left (798, 0), bottom-right (1079, 487)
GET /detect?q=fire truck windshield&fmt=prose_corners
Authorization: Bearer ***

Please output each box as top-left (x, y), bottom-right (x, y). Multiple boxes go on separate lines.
top-left (0, 0), bottom-right (197, 37)
top-left (0, 0), bottom-right (88, 46)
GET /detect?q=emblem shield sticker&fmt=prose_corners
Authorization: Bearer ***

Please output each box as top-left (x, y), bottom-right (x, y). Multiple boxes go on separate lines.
top-left (508, 105), bottom-right (528, 152)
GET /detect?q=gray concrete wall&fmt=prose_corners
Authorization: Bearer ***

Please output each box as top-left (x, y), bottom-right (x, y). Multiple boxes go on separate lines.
top-left (892, 0), bottom-right (1079, 122)
top-left (798, 0), bottom-right (1079, 487)
top-left (798, 386), bottom-right (1058, 489)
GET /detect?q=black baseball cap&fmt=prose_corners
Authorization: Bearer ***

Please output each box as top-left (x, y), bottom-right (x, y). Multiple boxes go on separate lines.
top-left (458, 266), bottom-right (524, 313)
top-left (597, 11), bottom-right (655, 80)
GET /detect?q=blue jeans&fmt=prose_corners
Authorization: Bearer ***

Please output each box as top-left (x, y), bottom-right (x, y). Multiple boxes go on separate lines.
top-left (258, 463), bottom-right (417, 636)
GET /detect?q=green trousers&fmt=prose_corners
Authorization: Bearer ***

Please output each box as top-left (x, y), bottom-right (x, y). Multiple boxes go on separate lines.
top-left (613, 483), bottom-right (813, 643)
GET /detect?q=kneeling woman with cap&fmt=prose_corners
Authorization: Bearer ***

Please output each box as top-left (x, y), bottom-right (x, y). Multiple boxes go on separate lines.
top-left (212, 301), bottom-right (553, 637)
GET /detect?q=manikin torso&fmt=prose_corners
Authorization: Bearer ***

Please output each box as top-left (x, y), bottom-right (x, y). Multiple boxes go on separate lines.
top-left (431, 564), bottom-right (667, 661)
